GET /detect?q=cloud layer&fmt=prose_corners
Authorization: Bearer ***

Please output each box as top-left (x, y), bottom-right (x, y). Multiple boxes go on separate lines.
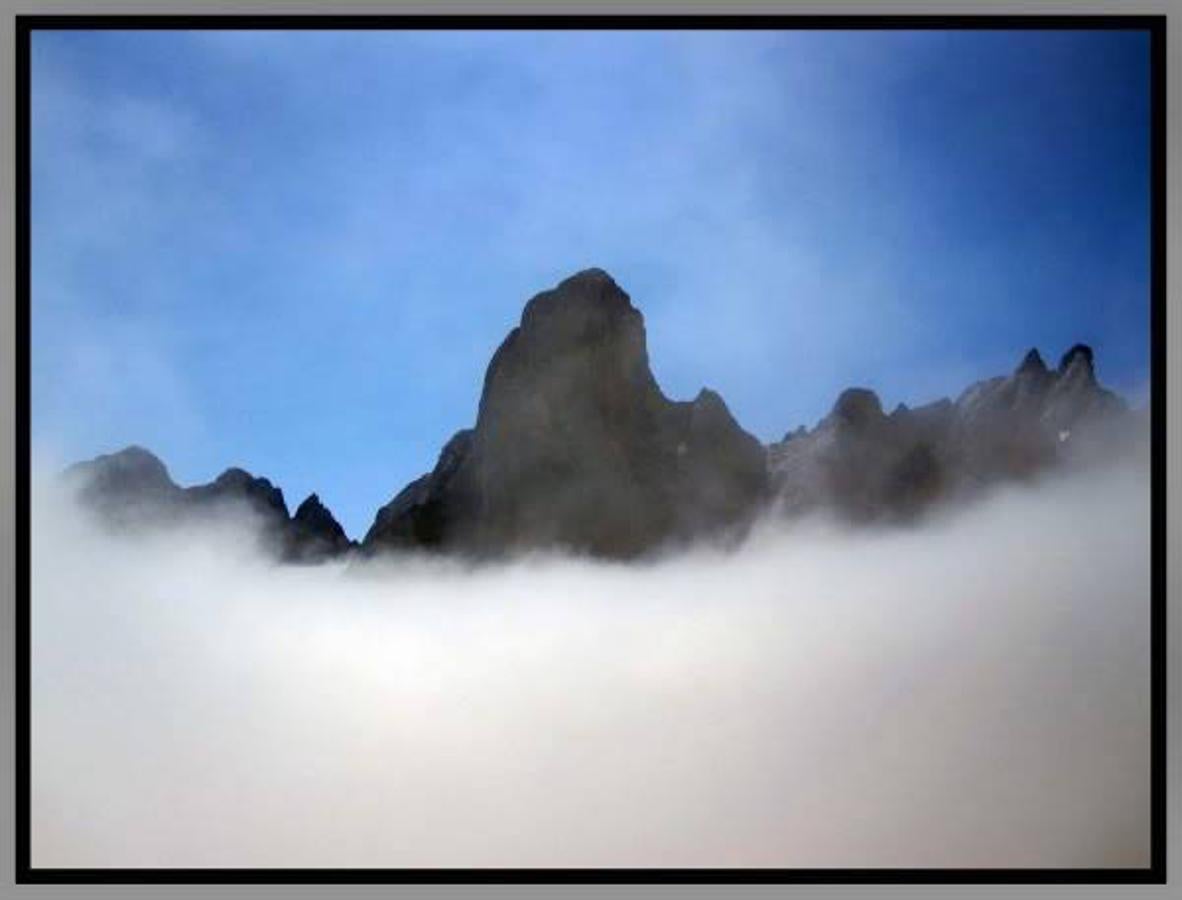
top-left (31, 458), bottom-right (1150, 868)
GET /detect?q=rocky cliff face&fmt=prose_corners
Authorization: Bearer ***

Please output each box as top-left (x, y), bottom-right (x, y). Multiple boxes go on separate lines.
top-left (768, 343), bottom-right (1135, 523)
top-left (362, 269), bottom-right (769, 558)
top-left (65, 446), bottom-right (355, 562)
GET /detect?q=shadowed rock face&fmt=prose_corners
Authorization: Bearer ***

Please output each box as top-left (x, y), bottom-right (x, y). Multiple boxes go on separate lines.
top-left (65, 447), bottom-right (355, 562)
top-left (769, 343), bottom-right (1134, 523)
top-left (363, 269), bottom-right (768, 558)
top-left (287, 493), bottom-right (355, 562)
top-left (363, 429), bottom-right (474, 551)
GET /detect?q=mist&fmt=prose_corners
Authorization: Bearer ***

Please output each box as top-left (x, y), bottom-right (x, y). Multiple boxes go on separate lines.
top-left (30, 458), bottom-right (1151, 869)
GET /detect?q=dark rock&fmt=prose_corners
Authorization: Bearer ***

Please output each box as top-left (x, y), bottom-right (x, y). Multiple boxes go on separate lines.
top-left (674, 388), bottom-right (769, 536)
top-left (362, 429), bottom-right (474, 551)
top-left (950, 350), bottom-right (1057, 483)
top-left (1042, 344), bottom-right (1124, 436)
top-left (186, 468), bottom-right (290, 522)
top-left (66, 447), bottom-right (354, 562)
top-left (286, 493), bottom-right (355, 562)
top-left (363, 269), bottom-right (768, 558)
top-left (180, 467), bottom-right (292, 554)
top-left (64, 445), bottom-right (183, 529)
top-left (1017, 347), bottom-right (1048, 376)
top-left (769, 343), bottom-right (1133, 524)
top-left (830, 388), bottom-right (884, 428)
top-left (883, 441), bottom-right (945, 519)
top-left (769, 386), bottom-right (940, 523)
top-left (1057, 343), bottom-right (1095, 376)
top-left (781, 425), bottom-right (808, 442)
top-left (67, 283), bottom-right (1138, 562)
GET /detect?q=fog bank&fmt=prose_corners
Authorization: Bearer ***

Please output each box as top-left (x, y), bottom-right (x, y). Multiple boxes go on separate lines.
top-left (31, 461), bottom-right (1151, 868)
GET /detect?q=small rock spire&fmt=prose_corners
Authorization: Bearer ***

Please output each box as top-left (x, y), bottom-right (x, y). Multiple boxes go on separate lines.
top-left (1057, 344), bottom-right (1096, 382)
top-left (1016, 348), bottom-right (1048, 375)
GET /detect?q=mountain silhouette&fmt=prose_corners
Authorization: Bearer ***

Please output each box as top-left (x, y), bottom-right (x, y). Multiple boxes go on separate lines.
top-left (65, 447), bottom-right (355, 563)
top-left (362, 269), bottom-right (767, 558)
top-left (65, 269), bottom-right (1141, 561)
top-left (768, 342), bottom-right (1134, 525)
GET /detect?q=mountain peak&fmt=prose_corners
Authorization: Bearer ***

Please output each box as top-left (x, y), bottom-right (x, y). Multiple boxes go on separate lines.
top-left (203, 467), bottom-right (288, 519)
top-left (114, 443), bottom-right (162, 461)
top-left (1017, 348), bottom-right (1048, 375)
top-left (89, 444), bottom-right (169, 475)
top-left (693, 386), bottom-right (726, 411)
top-left (831, 388), bottom-right (884, 426)
top-left (64, 444), bottom-right (177, 505)
top-left (214, 467), bottom-right (254, 487)
top-left (289, 492), bottom-right (351, 558)
top-left (521, 268), bottom-right (635, 331)
top-left (294, 493), bottom-right (325, 518)
top-left (366, 270), bottom-right (766, 558)
top-left (561, 267), bottom-right (616, 287)
top-left (1058, 343), bottom-right (1095, 377)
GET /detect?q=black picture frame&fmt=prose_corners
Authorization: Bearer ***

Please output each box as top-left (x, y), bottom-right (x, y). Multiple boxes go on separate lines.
top-left (13, 12), bottom-right (1168, 885)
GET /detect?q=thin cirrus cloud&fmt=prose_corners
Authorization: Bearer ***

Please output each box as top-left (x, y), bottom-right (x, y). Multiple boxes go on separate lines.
top-left (30, 29), bottom-right (1150, 538)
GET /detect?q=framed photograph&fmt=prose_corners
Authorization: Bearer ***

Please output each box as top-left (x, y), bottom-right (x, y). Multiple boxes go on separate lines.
top-left (15, 13), bottom-right (1166, 884)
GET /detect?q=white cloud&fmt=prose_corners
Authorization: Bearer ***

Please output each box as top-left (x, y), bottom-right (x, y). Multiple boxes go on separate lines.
top-left (31, 458), bottom-right (1150, 868)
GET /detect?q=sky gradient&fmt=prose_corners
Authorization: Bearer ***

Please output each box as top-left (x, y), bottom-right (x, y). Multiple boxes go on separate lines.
top-left (30, 28), bottom-right (1152, 538)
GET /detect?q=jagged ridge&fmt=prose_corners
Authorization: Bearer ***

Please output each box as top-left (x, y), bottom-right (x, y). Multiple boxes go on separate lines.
top-left (65, 448), bottom-right (355, 563)
top-left (768, 341), bottom-right (1135, 523)
top-left (65, 269), bottom-right (1142, 562)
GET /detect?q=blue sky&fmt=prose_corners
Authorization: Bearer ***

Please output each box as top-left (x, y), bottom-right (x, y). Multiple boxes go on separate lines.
top-left (30, 29), bottom-right (1151, 538)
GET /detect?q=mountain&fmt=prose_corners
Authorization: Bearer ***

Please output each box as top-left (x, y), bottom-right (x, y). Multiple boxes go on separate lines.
top-left (768, 343), bottom-right (1137, 524)
top-left (64, 446), bottom-right (355, 563)
top-left (64, 268), bottom-right (1141, 562)
top-left (362, 269), bottom-right (768, 558)
top-left (289, 493), bottom-right (354, 561)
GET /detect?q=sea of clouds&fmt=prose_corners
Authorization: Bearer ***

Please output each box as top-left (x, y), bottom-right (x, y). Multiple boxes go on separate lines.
top-left (30, 457), bottom-right (1151, 868)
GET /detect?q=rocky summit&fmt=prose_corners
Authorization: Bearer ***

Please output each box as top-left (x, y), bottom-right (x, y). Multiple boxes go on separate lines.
top-left (65, 268), bottom-right (1142, 562)
top-left (361, 268), bottom-right (769, 558)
